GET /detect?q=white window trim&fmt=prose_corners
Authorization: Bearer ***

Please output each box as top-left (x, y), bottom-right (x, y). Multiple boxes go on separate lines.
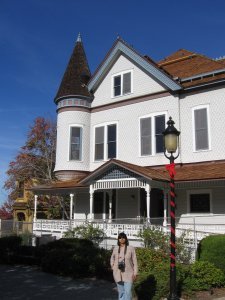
top-left (68, 124), bottom-right (83, 162)
top-left (187, 189), bottom-right (213, 214)
top-left (93, 121), bottom-right (118, 162)
top-left (111, 69), bottom-right (133, 98)
top-left (139, 111), bottom-right (167, 157)
top-left (192, 104), bottom-right (211, 152)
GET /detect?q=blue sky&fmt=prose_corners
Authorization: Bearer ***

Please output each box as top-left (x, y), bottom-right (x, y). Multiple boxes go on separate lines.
top-left (1, 0), bottom-right (225, 205)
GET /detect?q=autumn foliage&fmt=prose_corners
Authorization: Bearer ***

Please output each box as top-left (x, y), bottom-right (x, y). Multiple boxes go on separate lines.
top-left (0, 117), bottom-right (57, 219)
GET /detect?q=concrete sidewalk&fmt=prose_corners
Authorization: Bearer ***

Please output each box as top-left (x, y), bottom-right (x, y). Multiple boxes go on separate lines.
top-left (0, 264), bottom-right (118, 300)
top-left (1, 265), bottom-right (225, 300)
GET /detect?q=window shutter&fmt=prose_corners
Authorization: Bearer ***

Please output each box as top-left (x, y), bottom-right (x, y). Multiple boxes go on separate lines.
top-left (194, 108), bottom-right (209, 150)
top-left (123, 72), bottom-right (131, 94)
top-left (141, 117), bottom-right (152, 155)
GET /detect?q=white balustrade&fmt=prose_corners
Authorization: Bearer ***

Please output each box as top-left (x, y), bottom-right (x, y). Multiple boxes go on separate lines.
top-left (33, 215), bottom-right (225, 254)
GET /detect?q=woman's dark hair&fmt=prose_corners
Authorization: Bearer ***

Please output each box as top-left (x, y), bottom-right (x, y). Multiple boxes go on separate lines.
top-left (117, 232), bottom-right (129, 246)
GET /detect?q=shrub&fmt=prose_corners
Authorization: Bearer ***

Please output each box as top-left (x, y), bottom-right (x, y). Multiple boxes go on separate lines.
top-left (0, 235), bottom-right (22, 251)
top-left (19, 231), bottom-right (33, 246)
top-left (183, 261), bottom-right (225, 292)
top-left (138, 228), bottom-right (191, 264)
top-left (134, 273), bottom-right (157, 300)
top-left (134, 248), bottom-right (186, 300)
top-left (0, 235), bottom-right (22, 264)
top-left (64, 223), bottom-right (105, 246)
top-left (197, 235), bottom-right (225, 274)
top-left (37, 238), bottom-right (111, 279)
top-left (136, 247), bottom-right (168, 274)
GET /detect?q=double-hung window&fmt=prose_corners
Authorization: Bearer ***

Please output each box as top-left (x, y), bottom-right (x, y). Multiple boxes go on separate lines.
top-left (112, 70), bottom-right (132, 97)
top-left (94, 123), bottom-right (117, 161)
top-left (193, 106), bottom-right (210, 151)
top-left (70, 126), bottom-right (82, 160)
top-left (95, 127), bottom-right (104, 160)
top-left (140, 114), bottom-right (165, 156)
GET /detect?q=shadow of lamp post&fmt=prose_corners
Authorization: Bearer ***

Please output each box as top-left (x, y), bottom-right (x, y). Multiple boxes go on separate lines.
top-left (163, 116), bottom-right (180, 300)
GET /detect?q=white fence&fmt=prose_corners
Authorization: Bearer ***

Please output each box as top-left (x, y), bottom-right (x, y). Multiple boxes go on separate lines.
top-left (1, 215), bottom-right (225, 254)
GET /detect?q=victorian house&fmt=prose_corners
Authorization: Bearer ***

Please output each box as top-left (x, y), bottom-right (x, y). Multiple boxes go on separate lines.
top-left (26, 34), bottom-right (225, 241)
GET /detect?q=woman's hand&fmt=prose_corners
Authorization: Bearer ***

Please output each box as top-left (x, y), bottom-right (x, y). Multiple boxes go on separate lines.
top-left (132, 274), bottom-right (137, 281)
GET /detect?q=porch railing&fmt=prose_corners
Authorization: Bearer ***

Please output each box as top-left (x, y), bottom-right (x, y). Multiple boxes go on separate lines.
top-left (1, 215), bottom-right (225, 253)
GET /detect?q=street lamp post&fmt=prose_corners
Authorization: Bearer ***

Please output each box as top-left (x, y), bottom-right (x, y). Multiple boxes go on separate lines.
top-left (163, 117), bottom-right (180, 300)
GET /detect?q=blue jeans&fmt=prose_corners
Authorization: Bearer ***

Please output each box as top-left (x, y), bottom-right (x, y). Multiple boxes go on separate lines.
top-left (116, 281), bottom-right (132, 300)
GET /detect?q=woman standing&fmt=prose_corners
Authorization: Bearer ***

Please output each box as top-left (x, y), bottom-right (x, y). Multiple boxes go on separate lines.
top-left (110, 232), bottom-right (138, 300)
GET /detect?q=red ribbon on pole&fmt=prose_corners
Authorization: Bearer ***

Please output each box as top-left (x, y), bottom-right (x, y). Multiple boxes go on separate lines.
top-left (166, 163), bottom-right (176, 177)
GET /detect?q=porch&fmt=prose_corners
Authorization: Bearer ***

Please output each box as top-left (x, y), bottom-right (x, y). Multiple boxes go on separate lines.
top-left (29, 160), bottom-right (225, 254)
top-left (32, 214), bottom-right (225, 250)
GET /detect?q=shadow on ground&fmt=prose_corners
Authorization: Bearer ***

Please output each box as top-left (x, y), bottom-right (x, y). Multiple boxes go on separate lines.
top-left (0, 264), bottom-right (118, 300)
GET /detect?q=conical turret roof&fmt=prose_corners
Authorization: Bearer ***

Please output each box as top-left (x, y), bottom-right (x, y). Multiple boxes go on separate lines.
top-left (55, 34), bottom-right (92, 102)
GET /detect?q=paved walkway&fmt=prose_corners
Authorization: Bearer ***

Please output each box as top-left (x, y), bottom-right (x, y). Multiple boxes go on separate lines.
top-left (2, 264), bottom-right (225, 300)
top-left (0, 264), bottom-right (118, 300)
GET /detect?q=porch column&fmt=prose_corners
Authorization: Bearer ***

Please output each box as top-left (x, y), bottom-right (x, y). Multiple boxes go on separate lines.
top-left (163, 190), bottom-right (168, 227)
top-left (145, 184), bottom-right (151, 223)
top-left (108, 190), bottom-right (112, 223)
top-left (103, 192), bottom-right (106, 220)
top-left (89, 184), bottom-right (94, 221)
top-left (34, 195), bottom-right (38, 221)
top-left (70, 193), bottom-right (74, 220)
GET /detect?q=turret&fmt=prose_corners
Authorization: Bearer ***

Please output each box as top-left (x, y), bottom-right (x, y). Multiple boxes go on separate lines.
top-left (54, 34), bottom-right (92, 181)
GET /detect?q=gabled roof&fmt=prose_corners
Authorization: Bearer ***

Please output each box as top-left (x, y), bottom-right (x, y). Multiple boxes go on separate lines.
top-left (88, 38), bottom-right (181, 93)
top-left (80, 159), bottom-right (169, 184)
top-left (54, 33), bottom-right (92, 103)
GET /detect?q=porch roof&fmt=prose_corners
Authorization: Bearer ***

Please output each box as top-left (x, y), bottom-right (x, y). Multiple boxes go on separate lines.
top-left (31, 160), bottom-right (225, 193)
top-left (30, 178), bottom-right (87, 193)
top-left (150, 160), bottom-right (225, 182)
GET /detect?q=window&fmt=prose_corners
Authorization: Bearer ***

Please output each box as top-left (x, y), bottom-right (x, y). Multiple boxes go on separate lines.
top-left (112, 71), bottom-right (132, 97)
top-left (95, 127), bottom-right (104, 160)
top-left (107, 124), bottom-right (117, 158)
top-left (70, 127), bottom-right (82, 160)
top-left (140, 114), bottom-right (165, 156)
top-left (94, 123), bottom-right (117, 161)
top-left (190, 193), bottom-right (210, 213)
top-left (193, 107), bottom-right (209, 151)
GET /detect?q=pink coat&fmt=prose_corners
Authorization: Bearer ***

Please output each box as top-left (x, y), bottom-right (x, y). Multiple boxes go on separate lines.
top-left (110, 245), bottom-right (138, 283)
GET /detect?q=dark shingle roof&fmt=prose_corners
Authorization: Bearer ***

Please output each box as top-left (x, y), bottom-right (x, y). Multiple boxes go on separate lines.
top-left (55, 34), bottom-right (92, 102)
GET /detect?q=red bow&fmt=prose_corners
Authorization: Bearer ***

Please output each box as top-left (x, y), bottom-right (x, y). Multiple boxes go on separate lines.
top-left (166, 163), bottom-right (176, 177)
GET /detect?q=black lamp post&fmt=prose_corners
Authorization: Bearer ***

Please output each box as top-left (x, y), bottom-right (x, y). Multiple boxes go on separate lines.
top-left (163, 117), bottom-right (180, 300)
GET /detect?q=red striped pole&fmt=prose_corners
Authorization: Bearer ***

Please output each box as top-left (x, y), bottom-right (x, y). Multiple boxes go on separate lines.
top-left (166, 161), bottom-right (179, 300)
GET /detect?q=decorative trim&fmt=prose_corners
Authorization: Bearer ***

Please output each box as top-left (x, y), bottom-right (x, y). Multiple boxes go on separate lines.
top-left (93, 178), bottom-right (146, 190)
top-left (91, 91), bottom-right (171, 113)
top-left (88, 40), bottom-right (181, 92)
top-left (57, 98), bottom-right (91, 110)
top-left (57, 106), bottom-right (91, 113)
top-left (176, 180), bottom-right (225, 189)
